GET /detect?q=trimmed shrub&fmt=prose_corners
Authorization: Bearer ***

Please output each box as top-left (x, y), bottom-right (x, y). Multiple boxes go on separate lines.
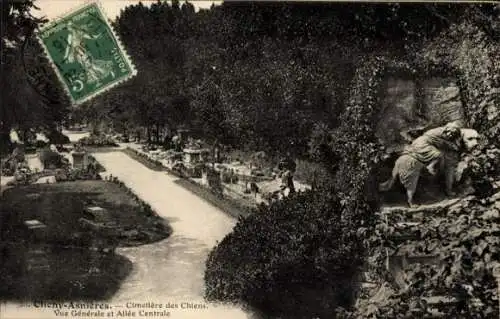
top-left (46, 130), bottom-right (70, 145)
top-left (79, 134), bottom-right (119, 147)
top-left (88, 155), bottom-right (106, 173)
top-left (33, 140), bottom-right (48, 148)
top-left (39, 148), bottom-right (67, 169)
top-left (205, 190), bottom-right (365, 318)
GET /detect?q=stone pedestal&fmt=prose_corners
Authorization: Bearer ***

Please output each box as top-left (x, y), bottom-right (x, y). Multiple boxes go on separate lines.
top-left (201, 171), bottom-right (209, 186)
top-left (72, 151), bottom-right (88, 169)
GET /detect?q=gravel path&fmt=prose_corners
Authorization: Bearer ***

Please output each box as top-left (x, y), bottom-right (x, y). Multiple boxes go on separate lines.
top-left (92, 152), bottom-right (251, 318)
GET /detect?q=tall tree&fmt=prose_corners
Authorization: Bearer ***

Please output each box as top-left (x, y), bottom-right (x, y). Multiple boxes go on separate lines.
top-left (1, 0), bottom-right (70, 152)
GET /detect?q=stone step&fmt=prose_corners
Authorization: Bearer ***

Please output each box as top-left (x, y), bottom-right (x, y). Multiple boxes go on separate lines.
top-left (380, 197), bottom-right (464, 219)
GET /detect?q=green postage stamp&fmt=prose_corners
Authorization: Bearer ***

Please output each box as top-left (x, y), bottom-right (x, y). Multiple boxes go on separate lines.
top-left (37, 1), bottom-right (137, 104)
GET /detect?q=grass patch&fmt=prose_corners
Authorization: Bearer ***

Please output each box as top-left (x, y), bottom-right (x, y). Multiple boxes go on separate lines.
top-left (0, 180), bottom-right (172, 248)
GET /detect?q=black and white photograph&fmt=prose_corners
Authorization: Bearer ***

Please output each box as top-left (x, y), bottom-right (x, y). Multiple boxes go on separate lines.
top-left (1, 1), bottom-right (499, 318)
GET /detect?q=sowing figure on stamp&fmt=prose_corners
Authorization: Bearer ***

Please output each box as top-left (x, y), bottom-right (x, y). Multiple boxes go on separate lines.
top-left (379, 121), bottom-right (480, 207)
top-left (64, 21), bottom-right (115, 86)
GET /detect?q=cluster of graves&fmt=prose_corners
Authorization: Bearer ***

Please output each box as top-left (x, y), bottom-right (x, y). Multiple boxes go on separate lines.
top-left (125, 129), bottom-right (309, 207)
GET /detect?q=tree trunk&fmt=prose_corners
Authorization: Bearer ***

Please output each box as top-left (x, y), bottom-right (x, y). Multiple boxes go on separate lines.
top-left (0, 131), bottom-right (13, 156)
top-left (147, 126), bottom-right (151, 143)
top-left (155, 123), bottom-right (161, 144)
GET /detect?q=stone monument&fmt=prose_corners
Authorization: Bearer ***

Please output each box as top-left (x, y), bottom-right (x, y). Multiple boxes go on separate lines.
top-left (71, 144), bottom-right (88, 169)
top-left (376, 76), bottom-right (466, 153)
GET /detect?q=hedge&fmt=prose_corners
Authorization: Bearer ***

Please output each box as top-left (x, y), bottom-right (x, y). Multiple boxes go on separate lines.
top-left (205, 191), bottom-right (363, 317)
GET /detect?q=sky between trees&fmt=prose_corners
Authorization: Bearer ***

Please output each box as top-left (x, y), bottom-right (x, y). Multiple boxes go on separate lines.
top-left (36, 0), bottom-right (221, 20)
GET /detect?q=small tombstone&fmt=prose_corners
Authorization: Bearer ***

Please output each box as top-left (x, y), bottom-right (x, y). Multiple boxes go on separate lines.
top-left (25, 248), bottom-right (50, 272)
top-left (24, 219), bottom-right (47, 242)
top-left (84, 206), bottom-right (113, 223)
top-left (26, 193), bottom-right (41, 200)
top-left (35, 175), bottom-right (56, 184)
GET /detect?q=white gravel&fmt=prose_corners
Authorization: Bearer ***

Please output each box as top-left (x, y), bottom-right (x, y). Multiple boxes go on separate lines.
top-left (92, 152), bottom-right (251, 318)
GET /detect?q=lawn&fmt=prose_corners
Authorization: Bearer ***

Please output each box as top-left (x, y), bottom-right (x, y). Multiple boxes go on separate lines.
top-left (0, 180), bottom-right (171, 301)
top-left (0, 180), bottom-right (172, 247)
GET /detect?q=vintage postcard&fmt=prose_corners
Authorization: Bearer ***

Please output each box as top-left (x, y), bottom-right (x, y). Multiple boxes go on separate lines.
top-left (1, 1), bottom-right (499, 319)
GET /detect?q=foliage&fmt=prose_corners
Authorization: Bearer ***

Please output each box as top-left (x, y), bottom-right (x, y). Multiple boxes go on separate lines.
top-left (417, 14), bottom-right (500, 195)
top-left (205, 190), bottom-right (363, 318)
top-left (62, 2), bottom-right (500, 317)
top-left (61, 168), bottom-right (102, 182)
top-left (45, 130), bottom-right (70, 145)
top-left (78, 134), bottom-right (119, 147)
top-left (1, 1), bottom-right (70, 153)
top-left (124, 147), bottom-right (167, 172)
top-left (462, 145), bottom-right (500, 197)
top-left (77, 2), bottom-right (498, 158)
top-left (38, 148), bottom-right (67, 169)
top-left (356, 192), bottom-right (500, 318)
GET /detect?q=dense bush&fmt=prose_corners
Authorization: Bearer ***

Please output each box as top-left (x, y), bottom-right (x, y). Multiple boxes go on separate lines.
top-left (79, 134), bottom-right (118, 147)
top-left (204, 55), bottom-right (385, 318)
top-left (205, 190), bottom-right (363, 318)
top-left (57, 168), bottom-right (102, 181)
top-left (462, 145), bottom-right (500, 197)
top-left (39, 148), bottom-right (67, 169)
top-left (32, 140), bottom-right (48, 148)
top-left (46, 130), bottom-right (70, 145)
